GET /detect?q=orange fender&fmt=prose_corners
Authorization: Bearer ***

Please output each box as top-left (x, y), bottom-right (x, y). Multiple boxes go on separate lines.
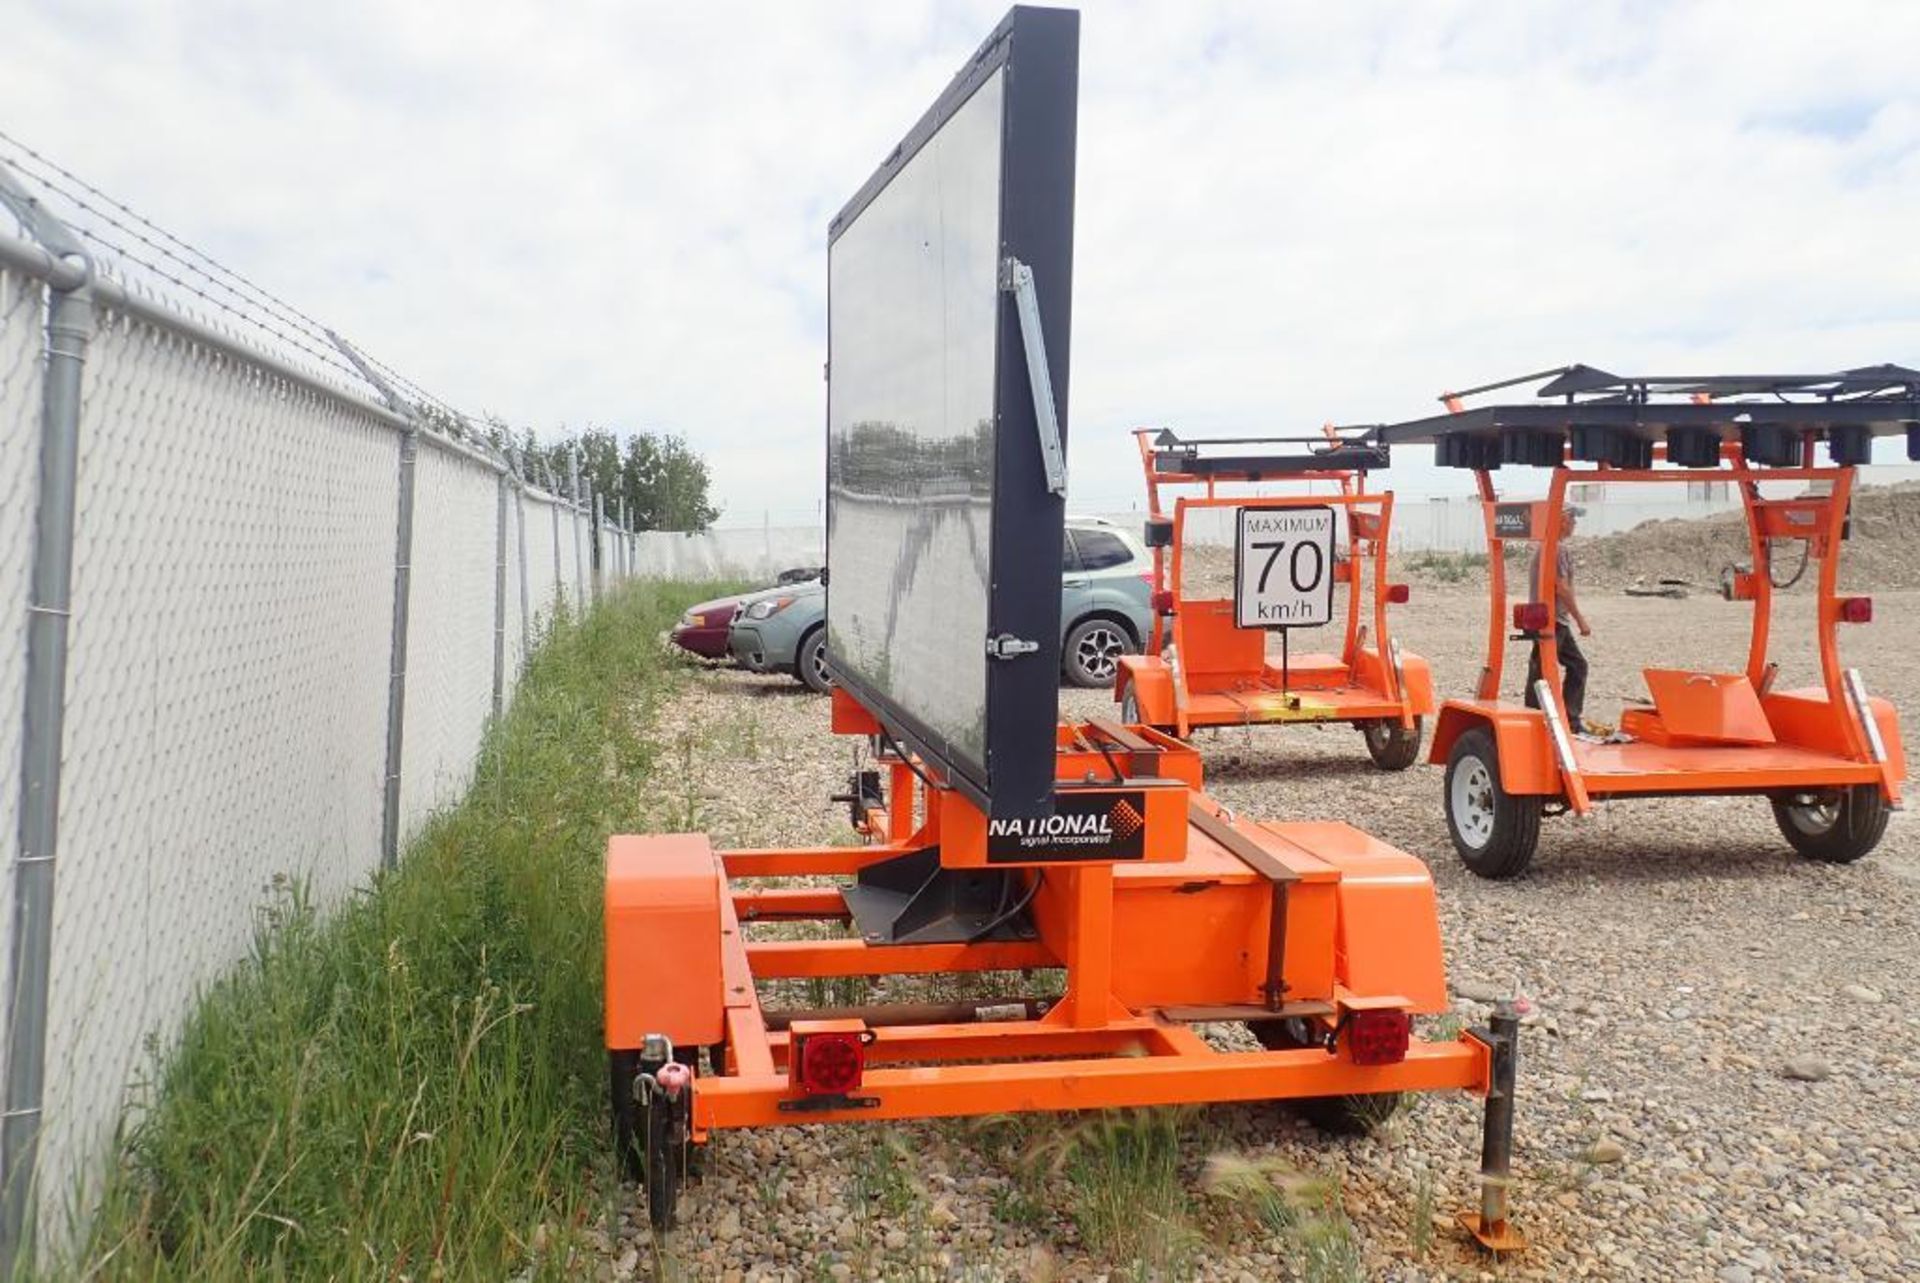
top-left (1116, 655), bottom-right (1175, 727)
top-left (1274, 822), bottom-right (1448, 1014)
top-left (606, 833), bottom-right (726, 1049)
top-left (1398, 652), bottom-right (1437, 717)
top-left (1428, 700), bottom-right (1560, 795)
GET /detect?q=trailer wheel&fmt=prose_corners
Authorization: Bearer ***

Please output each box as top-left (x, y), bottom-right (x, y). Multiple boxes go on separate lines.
top-left (1249, 1019), bottom-right (1403, 1135)
top-left (643, 1079), bottom-right (687, 1231)
top-left (1360, 717), bottom-right (1423, 771)
top-left (1771, 785), bottom-right (1890, 863)
top-left (1120, 688), bottom-right (1171, 736)
top-left (611, 1049), bottom-right (695, 1229)
top-left (610, 1050), bottom-right (644, 1182)
top-left (1444, 728), bottom-right (1541, 879)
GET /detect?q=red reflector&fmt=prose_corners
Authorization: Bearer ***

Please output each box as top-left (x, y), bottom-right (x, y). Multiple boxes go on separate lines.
top-left (1151, 590), bottom-right (1175, 614)
top-left (793, 1032), bottom-right (865, 1095)
top-left (1839, 596), bottom-right (1873, 624)
top-left (1386, 583), bottom-right (1411, 604)
top-left (1347, 1009), bottom-right (1411, 1066)
top-left (1512, 602), bottom-right (1551, 633)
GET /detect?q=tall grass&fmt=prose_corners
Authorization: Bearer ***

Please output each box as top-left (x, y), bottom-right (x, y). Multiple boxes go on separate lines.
top-left (65, 580), bottom-right (726, 1281)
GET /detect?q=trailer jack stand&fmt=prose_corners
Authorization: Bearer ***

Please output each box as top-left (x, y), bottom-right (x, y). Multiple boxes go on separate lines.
top-left (1458, 1002), bottom-right (1525, 1253)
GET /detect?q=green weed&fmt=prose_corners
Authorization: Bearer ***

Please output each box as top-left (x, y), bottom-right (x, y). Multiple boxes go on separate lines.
top-left (64, 581), bottom-right (724, 1282)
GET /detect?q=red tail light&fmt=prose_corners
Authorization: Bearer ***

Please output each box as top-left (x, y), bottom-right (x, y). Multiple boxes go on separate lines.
top-left (1386, 583), bottom-right (1411, 604)
top-left (792, 1030), bottom-right (866, 1095)
top-left (1347, 1009), bottom-right (1411, 1066)
top-left (1138, 571), bottom-right (1155, 587)
top-left (1839, 596), bottom-right (1873, 624)
top-left (1151, 589), bottom-right (1175, 614)
top-left (1512, 602), bottom-right (1551, 633)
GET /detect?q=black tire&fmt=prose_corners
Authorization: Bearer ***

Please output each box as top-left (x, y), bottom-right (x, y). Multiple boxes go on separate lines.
top-left (1771, 785), bottom-right (1890, 864)
top-left (610, 1050), bottom-right (644, 1182)
top-left (1360, 717), bottom-right (1423, 771)
top-left (611, 1050), bottom-right (694, 1230)
top-left (1444, 727), bottom-right (1542, 879)
top-left (1064, 617), bottom-right (1135, 688)
top-left (796, 627), bottom-right (833, 694)
top-left (643, 1084), bottom-right (683, 1231)
top-left (1249, 1019), bottom-right (1403, 1136)
top-left (1119, 687), bottom-right (1171, 736)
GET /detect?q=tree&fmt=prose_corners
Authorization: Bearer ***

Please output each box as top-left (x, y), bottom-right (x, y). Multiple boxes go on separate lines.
top-left (512, 426), bottom-right (719, 532)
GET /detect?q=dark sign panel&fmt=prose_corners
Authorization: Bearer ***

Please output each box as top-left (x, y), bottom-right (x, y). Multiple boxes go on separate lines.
top-left (825, 7), bottom-right (1079, 818)
top-left (986, 789), bottom-right (1148, 863)
top-left (1492, 503), bottom-right (1536, 540)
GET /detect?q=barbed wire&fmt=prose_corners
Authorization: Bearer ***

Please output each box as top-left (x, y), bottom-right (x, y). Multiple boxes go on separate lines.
top-left (0, 129), bottom-right (500, 440)
top-left (0, 129), bottom-right (353, 354)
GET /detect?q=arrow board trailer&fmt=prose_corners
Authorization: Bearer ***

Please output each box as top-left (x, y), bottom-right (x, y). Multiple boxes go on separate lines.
top-left (1384, 364), bottom-right (1913, 881)
top-left (1116, 430), bottom-right (1435, 771)
top-left (601, 8), bottom-right (1521, 1256)
top-left (1235, 505), bottom-right (1336, 629)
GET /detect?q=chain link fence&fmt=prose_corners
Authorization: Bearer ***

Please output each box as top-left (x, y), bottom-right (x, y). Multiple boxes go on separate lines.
top-left (0, 150), bottom-right (633, 1259)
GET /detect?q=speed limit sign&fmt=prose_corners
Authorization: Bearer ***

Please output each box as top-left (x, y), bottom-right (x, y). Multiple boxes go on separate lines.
top-left (1235, 505), bottom-right (1336, 629)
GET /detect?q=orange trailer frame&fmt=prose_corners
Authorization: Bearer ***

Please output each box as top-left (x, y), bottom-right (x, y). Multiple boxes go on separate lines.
top-left (606, 691), bottom-right (1523, 1250)
top-left (1115, 429), bottom-right (1436, 769)
top-left (1380, 366), bottom-right (1911, 879)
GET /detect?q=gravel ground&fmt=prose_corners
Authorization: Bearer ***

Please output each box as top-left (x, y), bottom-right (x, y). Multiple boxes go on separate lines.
top-left (606, 585), bottom-right (1919, 1282)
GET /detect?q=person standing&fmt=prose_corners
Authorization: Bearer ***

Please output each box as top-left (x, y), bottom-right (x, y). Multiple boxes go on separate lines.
top-left (1523, 503), bottom-right (1591, 727)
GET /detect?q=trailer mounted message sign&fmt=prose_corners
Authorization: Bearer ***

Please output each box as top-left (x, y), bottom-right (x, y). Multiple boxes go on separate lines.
top-left (823, 6), bottom-right (1079, 819)
top-left (1234, 505), bottom-right (1336, 629)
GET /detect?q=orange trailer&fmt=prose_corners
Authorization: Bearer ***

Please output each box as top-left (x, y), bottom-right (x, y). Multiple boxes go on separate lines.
top-left (1370, 365), bottom-right (1912, 879)
top-left (606, 691), bottom-right (1524, 1250)
top-left (1116, 429), bottom-right (1436, 769)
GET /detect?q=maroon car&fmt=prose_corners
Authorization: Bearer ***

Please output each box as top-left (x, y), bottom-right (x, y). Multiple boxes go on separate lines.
top-left (670, 594), bottom-right (744, 659)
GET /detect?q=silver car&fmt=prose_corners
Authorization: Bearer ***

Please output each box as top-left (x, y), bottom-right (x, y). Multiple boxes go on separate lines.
top-left (728, 518), bottom-right (1154, 693)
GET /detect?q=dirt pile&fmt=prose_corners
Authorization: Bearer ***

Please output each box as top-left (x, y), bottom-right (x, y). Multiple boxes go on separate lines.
top-left (1576, 482), bottom-right (1920, 592)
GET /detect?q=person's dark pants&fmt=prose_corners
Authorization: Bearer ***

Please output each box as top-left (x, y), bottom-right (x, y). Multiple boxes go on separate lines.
top-left (1524, 623), bottom-right (1588, 726)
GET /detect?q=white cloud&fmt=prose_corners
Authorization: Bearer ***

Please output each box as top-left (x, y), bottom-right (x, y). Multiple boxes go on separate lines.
top-left (5, 0), bottom-right (1917, 520)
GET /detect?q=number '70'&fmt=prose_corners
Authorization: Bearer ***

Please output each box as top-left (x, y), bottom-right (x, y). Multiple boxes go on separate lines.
top-left (1250, 538), bottom-right (1325, 594)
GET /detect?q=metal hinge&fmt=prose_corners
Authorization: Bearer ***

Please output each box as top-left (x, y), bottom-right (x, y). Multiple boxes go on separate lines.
top-left (1000, 256), bottom-right (1068, 496)
top-left (987, 633), bottom-right (1041, 661)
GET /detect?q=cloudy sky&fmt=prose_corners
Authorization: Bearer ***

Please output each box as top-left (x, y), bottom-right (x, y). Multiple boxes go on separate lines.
top-left (6, 1), bottom-right (1918, 520)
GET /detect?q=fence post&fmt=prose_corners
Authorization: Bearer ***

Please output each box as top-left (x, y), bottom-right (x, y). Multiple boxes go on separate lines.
top-left (328, 333), bottom-right (415, 872)
top-left (491, 468), bottom-right (508, 719)
top-left (593, 491), bottom-right (606, 598)
top-left (508, 447), bottom-right (531, 663)
top-left (568, 449), bottom-right (586, 606)
top-left (0, 168), bottom-right (93, 1275)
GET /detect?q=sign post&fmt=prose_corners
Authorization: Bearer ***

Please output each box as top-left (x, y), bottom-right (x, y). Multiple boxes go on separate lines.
top-left (1235, 505), bottom-right (1337, 693)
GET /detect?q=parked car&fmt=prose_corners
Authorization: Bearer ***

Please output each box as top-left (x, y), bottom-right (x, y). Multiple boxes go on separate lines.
top-left (669, 592), bottom-right (750, 659)
top-left (669, 568), bottom-right (824, 661)
top-left (728, 518), bottom-right (1153, 692)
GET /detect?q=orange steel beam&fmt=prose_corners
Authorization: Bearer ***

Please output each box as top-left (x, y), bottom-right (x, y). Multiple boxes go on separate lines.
top-left (724, 843), bottom-right (920, 878)
top-left (1055, 864), bottom-right (1115, 1028)
top-left (745, 937), bottom-right (1058, 979)
top-left (765, 1016), bottom-right (1181, 1066)
top-left (1474, 468), bottom-right (1505, 701)
top-left (732, 888), bottom-right (848, 921)
top-left (694, 1038), bottom-right (1489, 1130)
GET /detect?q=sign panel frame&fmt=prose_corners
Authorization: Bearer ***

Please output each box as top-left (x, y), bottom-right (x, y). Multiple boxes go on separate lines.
top-left (823, 6), bottom-right (1079, 819)
top-left (1233, 504), bottom-right (1338, 630)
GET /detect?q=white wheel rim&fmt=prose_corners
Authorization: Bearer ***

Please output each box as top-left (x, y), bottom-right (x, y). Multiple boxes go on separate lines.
top-left (1452, 757), bottom-right (1497, 849)
top-left (810, 641), bottom-right (831, 686)
top-left (1076, 625), bottom-right (1125, 681)
top-left (1122, 691), bottom-right (1140, 724)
